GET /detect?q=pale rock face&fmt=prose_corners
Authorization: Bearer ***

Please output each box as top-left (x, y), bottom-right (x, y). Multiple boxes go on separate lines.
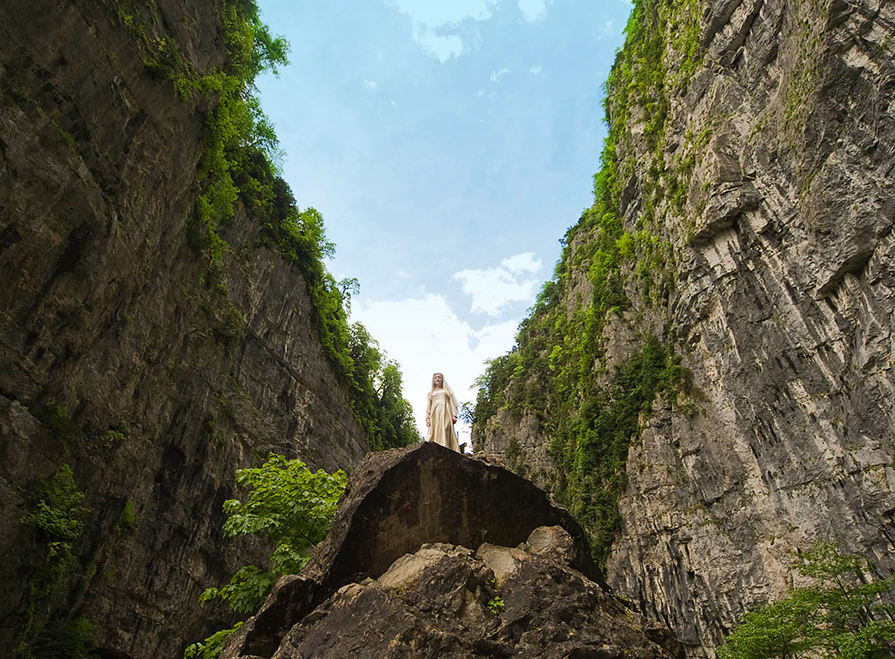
top-left (476, 0), bottom-right (895, 654)
top-left (475, 543), bottom-right (527, 586)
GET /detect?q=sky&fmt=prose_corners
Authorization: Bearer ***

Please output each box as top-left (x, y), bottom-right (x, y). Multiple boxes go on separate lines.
top-left (254, 0), bottom-right (632, 447)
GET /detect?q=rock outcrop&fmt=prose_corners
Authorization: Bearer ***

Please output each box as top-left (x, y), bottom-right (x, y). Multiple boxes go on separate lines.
top-left (223, 443), bottom-right (675, 659)
top-left (0, 1), bottom-right (366, 656)
top-left (475, 0), bottom-right (895, 654)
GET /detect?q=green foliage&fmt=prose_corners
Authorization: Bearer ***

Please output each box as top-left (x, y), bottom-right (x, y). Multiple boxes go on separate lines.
top-left (114, 0), bottom-right (417, 452)
top-left (199, 454), bottom-right (347, 615)
top-left (340, 323), bottom-right (420, 451)
top-left (210, 300), bottom-right (245, 355)
top-left (17, 468), bottom-right (93, 658)
top-left (34, 399), bottom-right (86, 450)
top-left (199, 565), bottom-right (276, 616)
top-left (549, 336), bottom-right (687, 566)
top-left (184, 1), bottom-right (290, 265)
top-left (21, 465), bottom-right (88, 569)
top-left (184, 623), bottom-right (243, 659)
top-left (19, 617), bottom-right (95, 659)
top-left (718, 541), bottom-right (895, 659)
top-left (487, 596), bottom-right (505, 615)
top-left (468, 352), bottom-right (519, 429)
top-left (223, 454), bottom-right (346, 573)
top-left (118, 499), bottom-right (137, 534)
top-left (188, 455), bottom-right (346, 658)
top-left (375, 361), bottom-right (421, 449)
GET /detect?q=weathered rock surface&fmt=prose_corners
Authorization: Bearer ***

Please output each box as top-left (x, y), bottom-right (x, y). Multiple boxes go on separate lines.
top-left (0, 1), bottom-right (365, 656)
top-left (476, 0), bottom-right (895, 654)
top-left (223, 443), bottom-right (674, 659)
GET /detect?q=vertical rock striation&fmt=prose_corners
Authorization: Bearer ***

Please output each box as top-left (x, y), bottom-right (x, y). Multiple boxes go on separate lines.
top-left (0, 1), bottom-right (366, 656)
top-left (475, 0), bottom-right (895, 653)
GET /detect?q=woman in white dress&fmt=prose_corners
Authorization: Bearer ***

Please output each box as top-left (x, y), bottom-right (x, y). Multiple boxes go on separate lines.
top-left (425, 372), bottom-right (460, 452)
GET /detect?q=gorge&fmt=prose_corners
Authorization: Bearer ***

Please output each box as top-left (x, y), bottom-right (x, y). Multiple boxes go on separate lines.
top-left (1, 0), bottom-right (894, 657)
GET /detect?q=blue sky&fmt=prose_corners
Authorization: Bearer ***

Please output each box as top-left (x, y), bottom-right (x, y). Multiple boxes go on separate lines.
top-left (255, 0), bottom-right (631, 444)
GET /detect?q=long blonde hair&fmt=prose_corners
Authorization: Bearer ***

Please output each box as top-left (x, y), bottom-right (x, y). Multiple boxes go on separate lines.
top-left (426, 373), bottom-right (459, 423)
top-left (428, 372), bottom-right (452, 402)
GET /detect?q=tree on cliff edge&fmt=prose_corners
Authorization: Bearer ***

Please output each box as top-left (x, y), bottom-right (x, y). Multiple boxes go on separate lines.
top-left (718, 541), bottom-right (895, 659)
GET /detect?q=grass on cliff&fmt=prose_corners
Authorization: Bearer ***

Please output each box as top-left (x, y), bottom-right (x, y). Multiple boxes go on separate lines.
top-left (114, 0), bottom-right (418, 452)
top-left (470, 0), bottom-right (700, 567)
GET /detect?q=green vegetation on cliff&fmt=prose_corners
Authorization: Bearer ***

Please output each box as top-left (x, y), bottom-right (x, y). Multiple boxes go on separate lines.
top-left (17, 466), bottom-right (94, 659)
top-left (718, 541), bottom-right (895, 659)
top-left (201, 454), bottom-right (346, 613)
top-left (186, 455), bottom-right (347, 658)
top-left (471, 0), bottom-right (699, 566)
top-left (115, 0), bottom-right (417, 452)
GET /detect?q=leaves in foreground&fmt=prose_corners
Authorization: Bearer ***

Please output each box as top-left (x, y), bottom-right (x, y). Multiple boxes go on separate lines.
top-left (184, 454), bottom-right (346, 658)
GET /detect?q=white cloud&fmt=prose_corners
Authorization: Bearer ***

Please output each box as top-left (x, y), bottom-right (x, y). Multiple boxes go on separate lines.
top-left (413, 27), bottom-right (465, 62)
top-left (490, 67), bottom-right (510, 82)
top-left (501, 252), bottom-right (541, 273)
top-left (518, 0), bottom-right (552, 22)
top-left (453, 252), bottom-right (543, 316)
top-left (351, 294), bottom-right (519, 448)
top-left (390, 0), bottom-right (495, 26)
top-left (362, 79), bottom-right (379, 92)
top-left (529, 65), bottom-right (543, 75)
top-left (598, 19), bottom-right (615, 40)
top-left (387, 0), bottom-right (497, 61)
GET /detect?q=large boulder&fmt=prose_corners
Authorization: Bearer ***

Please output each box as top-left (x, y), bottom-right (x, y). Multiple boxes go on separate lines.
top-left (222, 442), bottom-right (630, 658)
top-left (267, 527), bottom-right (677, 658)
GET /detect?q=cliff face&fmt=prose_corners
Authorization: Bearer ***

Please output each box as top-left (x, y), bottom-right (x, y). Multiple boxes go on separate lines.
top-left (0, 1), bottom-right (366, 656)
top-left (475, 0), bottom-right (895, 653)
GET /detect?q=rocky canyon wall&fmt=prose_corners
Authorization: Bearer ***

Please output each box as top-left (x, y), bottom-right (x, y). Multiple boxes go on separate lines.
top-left (0, 1), bottom-right (367, 657)
top-left (474, 0), bottom-right (895, 653)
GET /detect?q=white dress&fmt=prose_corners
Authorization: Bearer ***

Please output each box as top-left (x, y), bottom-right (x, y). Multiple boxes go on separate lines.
top-left (426, 388), bottom-right (460, 452)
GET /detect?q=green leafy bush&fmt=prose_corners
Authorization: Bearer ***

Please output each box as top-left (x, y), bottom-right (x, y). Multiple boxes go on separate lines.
top-left (21, 465), bottom-right (88, 578)
top-left (18, 467), bottom-right (92, 658)
top-left (718, 541), bottom-right (895, 659)
top-left (184, 623), bottom-right (242, 659)
top-left (204, 453), bottom-right (347, 611)
top-left (186, 454), bottom-right (347, 658)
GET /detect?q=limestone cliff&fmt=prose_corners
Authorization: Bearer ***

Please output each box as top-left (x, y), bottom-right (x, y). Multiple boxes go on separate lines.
top-left (0, 1), bottom-right (369, 656)
top-left (473, 0), bottom-right (895, 653)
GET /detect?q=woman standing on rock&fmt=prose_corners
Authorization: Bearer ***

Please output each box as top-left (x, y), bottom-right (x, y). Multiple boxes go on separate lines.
top-left (425, 372), bottom-right (460, 452)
